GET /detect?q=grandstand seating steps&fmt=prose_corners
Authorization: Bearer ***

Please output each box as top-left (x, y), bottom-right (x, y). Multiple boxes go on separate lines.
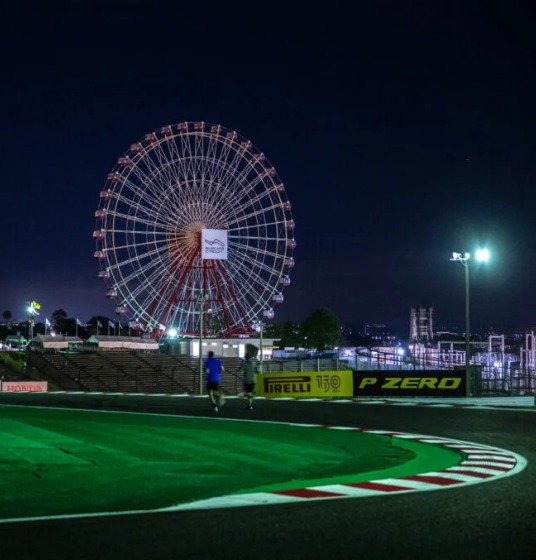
top-left (29, 351), bottom-right (244, 395)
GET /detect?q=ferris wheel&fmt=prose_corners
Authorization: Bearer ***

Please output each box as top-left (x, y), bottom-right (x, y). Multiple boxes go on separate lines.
top-left (93, 121), bottom-right (296, 337)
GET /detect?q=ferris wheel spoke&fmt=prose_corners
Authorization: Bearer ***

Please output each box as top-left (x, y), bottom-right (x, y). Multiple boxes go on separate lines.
top-left (108, 252), bottom-right (171, 290)
top-left (131, 272), bottom-right (171, 307)
top-left (219, 177), bottom-right (273, 222)
top-left (108, 232), bottom-right (171, 255)
top-left (125, 158), bottom-right (168, 197)
top-left (104, 209), bottom-right (169, 230)
top-left (224, 260), bottom-right (273, 301)
top-left (204, 135), bottom-right (227, 183)
top-left (129, 155), bottom-right (192, 211)
top-left (224, 253), bottom-right (279, 288)
top-left (175, 135), bottom-right (196, 184)
top-left (121, 244), bottom-right (171, 273)
top-left (213, 156), bottom-right (259, 197)
top-left (110, 254), bottom-right (163, 290)
top-left (216, 146), bottom-right (272, 196)
top-left (227, 255), bottom-right (284, 293)
top-left (226, 206), bottom-right (282, 231)
top-left (135, 141), bottom-right (177, 181)
top-left (199, 133), bottom-right (231, 180)
top-left (216, 143), bottom-right (249, 187)
top-left (155, 143), bottom-right (191, 192)
top-left (192, 149), bottom-right (269, 219)
top-left (121, 184), bottom-right (192, 227)
top-left (206, 145), bottom-right (250, 198)
top-left (227, 249), bottom-right (282, 283)
top-left (243, 184), bottom-right (289, 215)
top-left (114, 178), bottom-right (176, 223)
top-left (134, 168), bottom-right (181, 210)
top-left (122, 271), bottom-right (180, 320)
top-left (124, 157), bottom-right (169, 194)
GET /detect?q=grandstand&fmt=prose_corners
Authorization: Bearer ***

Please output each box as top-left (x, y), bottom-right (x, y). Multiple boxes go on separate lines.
top-left (26, 348), bottom-right (245, 395)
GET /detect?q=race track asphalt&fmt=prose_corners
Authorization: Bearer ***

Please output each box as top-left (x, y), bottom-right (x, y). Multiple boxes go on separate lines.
top-left (0, 392), bottom-right (534, 560)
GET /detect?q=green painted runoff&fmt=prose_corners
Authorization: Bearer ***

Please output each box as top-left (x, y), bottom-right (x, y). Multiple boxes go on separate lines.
top-left (0, 406), bottom-right (463, 520)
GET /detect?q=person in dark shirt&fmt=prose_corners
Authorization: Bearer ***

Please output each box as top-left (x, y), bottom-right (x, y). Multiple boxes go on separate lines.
top-left (242, 353), bottom-right (256, 410)
top-left (205, 351), bottom-right (225, 412)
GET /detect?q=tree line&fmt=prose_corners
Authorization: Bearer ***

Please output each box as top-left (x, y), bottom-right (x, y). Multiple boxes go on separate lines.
top-left (1, 307), bottom-right (346, 352)
top-left (1, 308), bottom-right (124, 340)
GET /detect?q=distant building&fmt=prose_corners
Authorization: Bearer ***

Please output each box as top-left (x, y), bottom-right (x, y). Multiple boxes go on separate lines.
top-left (409, 306), bottom-right (433, 342)
top-left (364, 324), bottom-right (396, 345)
top-left (4, 335), bottom-right (28, 350)
top-left (161, 336), bottom-right (278, 359)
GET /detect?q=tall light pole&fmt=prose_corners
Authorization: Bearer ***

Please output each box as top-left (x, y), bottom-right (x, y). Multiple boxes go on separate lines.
top-left (251, 320), bottom-right (264, 373)
top-left (450, 249), bottom-right (490, 397)
top-left (258, 308), bottom-right (274, 374)
top-left (27, 300), bottom-right (41, 341)
top-left (197, 294), bottom-right (208, 395)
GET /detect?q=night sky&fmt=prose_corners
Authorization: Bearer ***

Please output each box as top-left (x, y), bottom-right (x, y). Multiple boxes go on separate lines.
top-left (2, 0), bottom-right (536, 334)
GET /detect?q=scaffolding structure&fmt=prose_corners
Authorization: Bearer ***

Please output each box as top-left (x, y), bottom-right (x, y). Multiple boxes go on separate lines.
top-left (409, 306), bottom-right (433, 342)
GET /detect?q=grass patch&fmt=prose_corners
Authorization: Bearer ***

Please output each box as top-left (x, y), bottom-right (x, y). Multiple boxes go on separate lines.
top-left (0, 406), bottom-right (462, 519)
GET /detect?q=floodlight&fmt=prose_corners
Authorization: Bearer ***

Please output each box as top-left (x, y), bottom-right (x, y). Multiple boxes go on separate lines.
top-left (475, 248), bottom-right (490, 262)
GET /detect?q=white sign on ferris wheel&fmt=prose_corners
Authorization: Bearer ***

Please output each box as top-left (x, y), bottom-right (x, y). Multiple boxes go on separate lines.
top-left (201, 229), bottom-right (228, 260)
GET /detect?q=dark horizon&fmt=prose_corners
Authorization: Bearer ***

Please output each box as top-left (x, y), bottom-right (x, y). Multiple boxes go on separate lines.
top-left (2, 1), bottom-right (536, 333)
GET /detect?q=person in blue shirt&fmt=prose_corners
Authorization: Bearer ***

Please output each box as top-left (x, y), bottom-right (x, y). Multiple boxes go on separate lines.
top-left (205, 351), bottom-right (225, 412)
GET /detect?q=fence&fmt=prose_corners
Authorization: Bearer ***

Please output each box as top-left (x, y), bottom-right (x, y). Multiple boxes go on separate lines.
top-left (25, 348), bottom-right (536, 397)
top-left (350, 349), bottom-right (535, 396)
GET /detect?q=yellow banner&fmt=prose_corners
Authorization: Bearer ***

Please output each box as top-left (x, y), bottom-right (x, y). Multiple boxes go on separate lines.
top-left (257, 371), bottom-right (353, 399)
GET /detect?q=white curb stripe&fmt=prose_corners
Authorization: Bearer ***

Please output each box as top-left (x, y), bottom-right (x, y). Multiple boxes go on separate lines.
top-left (168, 426), bottom-right (527, 511)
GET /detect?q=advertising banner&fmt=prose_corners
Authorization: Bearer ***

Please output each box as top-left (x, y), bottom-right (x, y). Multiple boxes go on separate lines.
top-left (201, 229), bottom-right (228, 260)
top-left (352, 370), bottom-right (466, 397)
top-left (0, 381), bottom-right (48, 392)
top-left (257, 371), bottom-right (353, 399)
